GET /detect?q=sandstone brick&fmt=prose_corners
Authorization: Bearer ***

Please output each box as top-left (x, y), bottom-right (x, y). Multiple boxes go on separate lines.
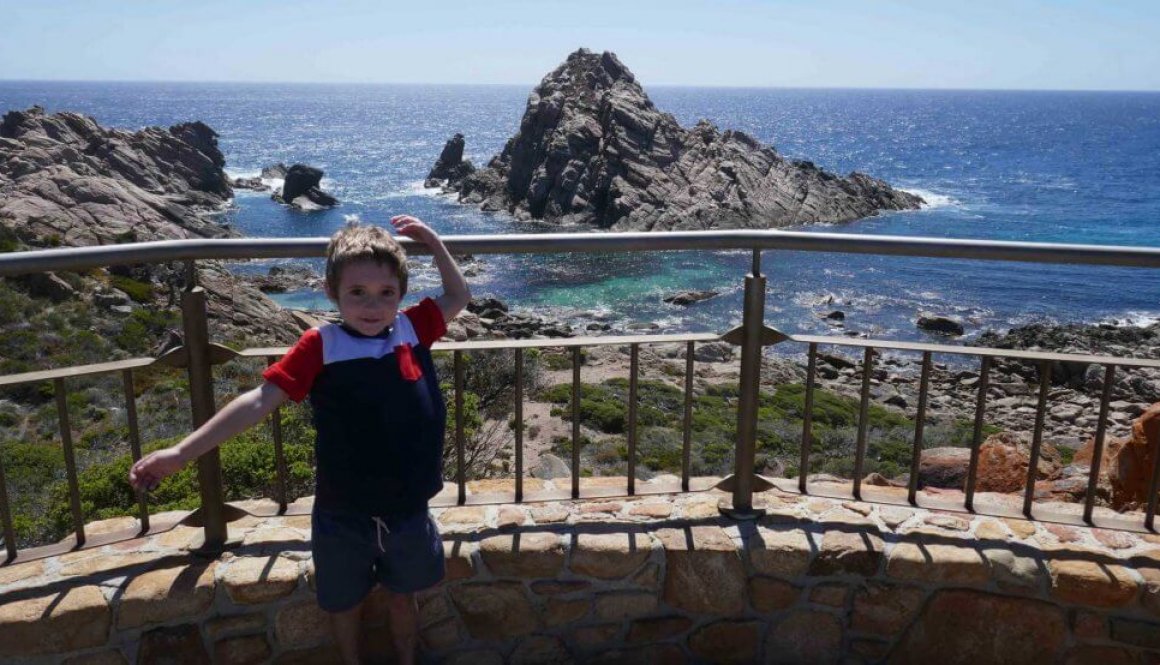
top-left (851, 639), bottom-right (890, 661)
top-left (281, 514), bottom-right (313, 531)
top-left (852, 582), bottom-right (925, 637)
top-left (572, 624), bottom-right (621, 648)
top-left (1002, 518), bottom-right (1037, 540)
top-left (766, 610), bottom-right (842, 664)
top-left (1110, 617), bottom-right (1160, 650)
top-left (546, 597), bottom-right (591, 626)
top-left (438, 506), bottom-right (487, 525)
top-left (889, 589), bottom-right (1066, 664)
top-left (0, 582), bottom-right (109, 654)
top-left (748, 526), bottom-right (812, 579)
top-left (530, 504), bottom-right (571, 523)
top-left (924, 513), bottom-right (970, 531)
top-left (580, 501), bottom-right (623, 514)
top-left (275, 600), bottom-right (331, 648)
top-left (214, 635), bottom-right (271, 665)
top-left (205, 612), bottom-right (266, 641)
top-left (658, 526), bottom-right (746, 614)
top-left (982, 545), bottom-right (1043, 591)
top-left (1137, 551), bottom-right (1160, 617)
top-left (975, 520), bottom-right (1008, 540)
top-left (632, 562), bottom-right (662, 591)
top-left (682, 498), bottom-right (721, 519)
top-left (1072, 610), bottom-right (1106, 639)
top-left (594, 590), bottom-right (658, 620)
top-left (117, 560), bottom-right (216, 629)
top-left (510, 635), bottom-right (573, 664)
top-left (879, 507), bottom-right (914, 529)
top-left (627, 615), bottom-right (693, 643)
top-left (887, 537), bottom-right (989, 585)
top-left (842, 501), bottom-right (873, 517)
top-left (571, 532), bottom-right (653, 579)
top-left (0, 559), bottom-right (44, 586)
top-left (467, 478), bottom-right (545, 494)
top-left (1045, 523), bottom-right (1083, 544)
top-left (60, 551), bottom-right (166, 577)
top-left (450, 581), bottom-right (537, 639)
top-left (1064, 645), bottom-right (1139, 665)
top-left (497, 506), bottom-right (527, 528)
top-left (240, 526), bottom-right (304, 548)
top-left (222, 555), bottom-right (299, 604)
top-left (62, 650), bottom-right (128, 665)
top-left (810, 583), bottom-right (849, 607)
top-left (418, 591), bottom-right (453, 628)
top-left (749, 576), bottom-right (800, 612)
top-left (532, 580), bottom-right (591, 596)
top-left (1048, 550), bottom-right (1139, 607)
top-left (629, 502), bottom-right (673, 518)
top-left (810, 528), bottom-right (883, 576)
top-left (688, 620), bottom-right (761, 665)
top-left (419, 617), bottom-right (462, 651)
top-left (137, 624), bottom-right (210, 664)
top-left (444, 539), bottom-right (477, 581)
top-left (1093, 529), bottom-right (1136, 550)
top-left (480, 532), bottom-right (565, 578)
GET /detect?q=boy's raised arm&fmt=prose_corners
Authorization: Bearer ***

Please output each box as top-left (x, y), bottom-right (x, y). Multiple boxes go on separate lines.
top-left (391, 214), bottom-right (471, 322)
top-left (128, 381), bottom-right (288, 491)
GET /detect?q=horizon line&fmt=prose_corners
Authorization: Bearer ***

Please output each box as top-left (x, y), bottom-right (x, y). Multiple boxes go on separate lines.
top-left (1, 78), bottom-right (1159, 95)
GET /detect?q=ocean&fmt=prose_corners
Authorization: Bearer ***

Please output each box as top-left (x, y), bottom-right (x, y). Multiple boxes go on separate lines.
top-left (3, 81), bottom-right (1160, 343)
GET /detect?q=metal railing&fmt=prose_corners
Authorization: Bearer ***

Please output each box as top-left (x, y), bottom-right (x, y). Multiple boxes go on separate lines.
top-left (3, 230), bottom-right (1160, 563)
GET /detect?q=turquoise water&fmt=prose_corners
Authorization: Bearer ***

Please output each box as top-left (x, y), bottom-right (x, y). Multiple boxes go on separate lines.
top-left (3, 82), bottom-right (1159, 341)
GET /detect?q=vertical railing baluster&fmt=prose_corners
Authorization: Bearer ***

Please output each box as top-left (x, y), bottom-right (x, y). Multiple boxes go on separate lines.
top-left (964, 355), bottom-right (993, 511)
top-left (1023, 361), bottom-right (1052, 517)
top-left (1083, 365), bottom-right (1115, 524)
top-left (454, 350), bottom-right (466, 505)
top-left (730, 249), bottom-right (765, 516)
top-left (627, 344), bottom-right (640, 495)
top-left (852, 347), bottom-right (875, 500)
top-left (571, 347), bottom-right (581, 499)
top-left (265, 358), bottom-right (289, 513)
top-left (799, 343), bottom-right (817, 494)
top-left (0, 437), bottom-right (17, 561)
top-left (121, 369), bottom-right (149, 533)
top-left (514, 348), bottom-right (524, 503)
top-left (682, 341), bottom-right (694, 492)
top-left (908, 352), bottom-right (933, 506)
top-left (54, 378), bottom-right (85, 547)
top-left (182, 260), bottom-right (226, 551)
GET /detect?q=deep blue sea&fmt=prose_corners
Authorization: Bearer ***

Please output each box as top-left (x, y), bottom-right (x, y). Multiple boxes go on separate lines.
top-left (3, 82), bottom-right (1160, 343)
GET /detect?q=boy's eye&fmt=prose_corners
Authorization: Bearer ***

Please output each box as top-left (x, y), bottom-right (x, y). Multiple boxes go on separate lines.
top-left (349, 288), bottom-right (365, 296)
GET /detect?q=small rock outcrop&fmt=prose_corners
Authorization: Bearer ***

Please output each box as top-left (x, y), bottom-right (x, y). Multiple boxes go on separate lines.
top-left (427, 49), bottom-right (923, 231)
top-left (425, 134), bottom-right (475, 187)
top-left (275, 164), bottom-right (338, 210)
top-left (917, 314), bottom-right (965, 336)
top-left (664, 290), bottom-right (719, 306)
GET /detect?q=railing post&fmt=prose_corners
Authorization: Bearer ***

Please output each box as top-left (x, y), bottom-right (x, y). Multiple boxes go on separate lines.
top-left (727, 249), bottom-right (766, 518)
top-left (182, 260), bottom-right (228, 553)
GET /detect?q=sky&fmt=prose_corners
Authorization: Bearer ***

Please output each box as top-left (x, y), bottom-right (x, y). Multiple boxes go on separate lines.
top-left (0, 0), bottom-right (1158, 91)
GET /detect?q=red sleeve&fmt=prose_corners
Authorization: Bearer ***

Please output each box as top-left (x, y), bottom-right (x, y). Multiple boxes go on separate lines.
top-left (262, 328), bottom-right (323, 402)
top-left (404, 297), bottom-right (447, 348)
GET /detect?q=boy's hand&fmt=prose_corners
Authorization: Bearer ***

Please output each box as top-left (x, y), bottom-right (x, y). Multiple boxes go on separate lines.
top-left (390, 215), bottom-right (439, 246)
top-left (129, 448), bottom-right (186, 492)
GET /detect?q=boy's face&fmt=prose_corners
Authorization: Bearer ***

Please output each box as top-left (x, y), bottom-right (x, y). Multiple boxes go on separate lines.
top-left (327, 259), bottom-right (402, 336)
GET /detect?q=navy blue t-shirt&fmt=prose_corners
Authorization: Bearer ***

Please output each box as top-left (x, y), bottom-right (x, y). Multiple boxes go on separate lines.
top-left (264, 298), bottom-right (447, 516)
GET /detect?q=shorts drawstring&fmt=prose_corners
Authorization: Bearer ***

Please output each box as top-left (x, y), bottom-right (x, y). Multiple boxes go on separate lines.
top-left (372, 516), bottom-right (390, 553)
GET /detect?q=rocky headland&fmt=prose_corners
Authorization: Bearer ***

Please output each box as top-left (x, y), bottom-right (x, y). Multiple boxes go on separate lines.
top-left (426, 49), bottom-right (923, 230)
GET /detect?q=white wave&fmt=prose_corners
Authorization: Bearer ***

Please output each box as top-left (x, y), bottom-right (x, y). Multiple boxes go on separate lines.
top-left (1098, 311), bottom-right (1160, 328)
top-left (902, 188), bottom-right (958, 209)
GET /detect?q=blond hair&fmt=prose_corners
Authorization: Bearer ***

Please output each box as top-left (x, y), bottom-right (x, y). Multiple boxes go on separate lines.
top-left (325, 222), bottom-right (409, 297)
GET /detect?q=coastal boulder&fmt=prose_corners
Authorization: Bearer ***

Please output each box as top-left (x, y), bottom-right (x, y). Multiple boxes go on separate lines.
top-left (425, 133), bottom-right (476, 187)
top-left (277, 164), bottom-right (338, 209)
top-left (664, 290), bottom-right (719, 306)
top-left (1075, 401), bottom-right (1160, 509)
top-left (428, 49), bottom-right (923, 231)
top-left (917, 314), bottom-right (965, 336)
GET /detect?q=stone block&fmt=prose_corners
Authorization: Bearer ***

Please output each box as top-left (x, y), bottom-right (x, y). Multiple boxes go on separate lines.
top-left (749, 576), bottom-right (800, 613)
top-left (628, 502), bottom-right (674, 518)
top-left (450, 581), bottom-right (537, 639)
top-left (765, 609), bottom-right (843, 664)
top-left (889, 589), bottom-right (1066, 664)
top-left (632, 562), bottom-right (662, 591)
top-left (60, 551), bottom-right (166, 578)
top-left (1048, 549), bottom-right (1139, 607)
top-left (275, 600), bottom-right (332, 648)
top-left (420, 617), bottom-right (462, 651)
top-left (1063, 645), bottom-right (1139, 665)
top-left (594, 590), bottom-right (658, 620)
top-left (222, 555), bottom-right (300, 604)
top-left (532, 580), bottom-right (591, 596)
top-left (1110, 617), bottom-right (1160, 650)
top-left (137, 624), bottom-right (210, 664)
top-left (657, 526), bottom-right (746, 614)
top-left (1134, 550), bottom-right (1160, 617)
top-left (571, 532), bottom-right (653, 579)
top-left (975, 520), bottom-right (1008, 540)
top-left (689, 620), bottom-right (761, 664)
top-left (809, 583), bottom-right (850, 608)
top-left (62, 650), bottom-right (128, 665)
top-left (983, 545), bottom-right (1043, 592)
top-left (810, 528), bottom-right (883, 577)
top-left (0, 559), bottom-right (44, 586)
top-left (851, 582), bottom-right (925, 637)
top-left (510, 635), bottom-right (572, 663)
top-left (214, 634), bottom-right (271, 665)
top-left (572, 624), bottom-right (621, 648)
top-left (240, 526), bottom-right (305, 548)
top-left (530, 504), bottom-right (571, 523)
top-left (1002, 518), bottom-right (1037, 540)
top-left (117, 560), bottom-right (216, 629)
top-left (497, 506), bottom-right (527, 528)
top-left (886, 536), bottom-right (990, 585)
top-left (479, 532), bottom-right (565, 578)
top-left (546, 597), bottom-right (590, 626)
top-left (0, 585), bottom-right (109, 657)
top-left (627, 615), bottom-right (693, 643)
top-left (438, 506), bottom-right (487, 525)
top-left (748, 527), bottom-right (812, 579)
top-left (444, 539), bottom-right (478, 581)
top-left (205, 613), bottom-right (266, 640)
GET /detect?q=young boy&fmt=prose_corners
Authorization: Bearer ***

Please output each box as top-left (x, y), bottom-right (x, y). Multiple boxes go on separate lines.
top-left (129, 215), bottom-right (470, 665)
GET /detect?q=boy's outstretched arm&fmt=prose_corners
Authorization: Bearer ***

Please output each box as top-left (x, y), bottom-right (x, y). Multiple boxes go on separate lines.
top-left (128, 381), bottom-right (288, 491)
top-left (391, 214), bottom-right (471, 322)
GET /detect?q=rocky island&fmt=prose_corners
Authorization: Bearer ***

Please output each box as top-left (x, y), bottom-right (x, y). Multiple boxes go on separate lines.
top-left (426, 49), bottom-right (923, 230)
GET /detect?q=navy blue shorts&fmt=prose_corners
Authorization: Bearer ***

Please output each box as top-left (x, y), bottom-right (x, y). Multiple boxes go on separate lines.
top-left (311, 507), bottom-right (445, 612)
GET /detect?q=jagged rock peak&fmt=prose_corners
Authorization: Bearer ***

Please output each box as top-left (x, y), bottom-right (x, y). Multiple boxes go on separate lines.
top-left (428, 50), bottom-right (924, 231)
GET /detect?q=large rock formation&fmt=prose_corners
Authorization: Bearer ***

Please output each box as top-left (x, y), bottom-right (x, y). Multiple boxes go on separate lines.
top-left (427, 49), bottom-right (923, 230)
top-left (0, 106), bottom-right (301, 345)
top-left (274, 164), bottom-right (337, 210)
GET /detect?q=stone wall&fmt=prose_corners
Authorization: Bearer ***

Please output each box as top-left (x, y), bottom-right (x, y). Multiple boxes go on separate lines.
top-left (1, 479), bottom-right (1159, 664)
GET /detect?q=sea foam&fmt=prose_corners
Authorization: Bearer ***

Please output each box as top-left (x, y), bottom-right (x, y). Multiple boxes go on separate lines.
top-left (902, 188), bottom-right (958, 209)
